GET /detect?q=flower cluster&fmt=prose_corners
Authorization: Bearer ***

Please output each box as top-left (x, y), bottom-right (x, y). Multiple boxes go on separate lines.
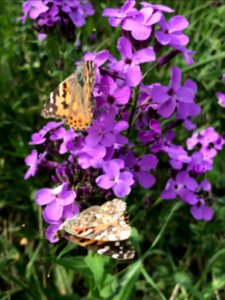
top-left (24, 0), bottom-right (224, 242)
top-left (21, 0), bottom-right (95, 40)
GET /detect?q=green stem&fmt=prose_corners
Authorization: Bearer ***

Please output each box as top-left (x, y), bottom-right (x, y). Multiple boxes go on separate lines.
top-left (141, 267), bottom-right (167, 300)
top-left (127, 86), bottom-right (139, 137)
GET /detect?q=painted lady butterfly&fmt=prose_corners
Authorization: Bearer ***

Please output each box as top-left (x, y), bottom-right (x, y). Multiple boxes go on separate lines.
top-left (56, 199), bottom-right (135, 260)
top-left (41, 61), bottom-right (96, 130)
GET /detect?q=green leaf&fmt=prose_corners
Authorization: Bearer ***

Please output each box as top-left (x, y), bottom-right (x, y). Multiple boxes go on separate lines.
top-left (99, 274), bottom-right (117, 299)
top-left (112, 261), bottom-right (142, 300)
top-left (55, 256), bottom-right (92, 278)
top-left (84, 253), bottom-right (108, 286)
top-left (57, 243), bottom-right (77, 259)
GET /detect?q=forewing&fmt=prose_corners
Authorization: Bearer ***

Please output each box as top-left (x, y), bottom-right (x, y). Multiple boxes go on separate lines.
top-left (41, 73), bottom-right (76, 121)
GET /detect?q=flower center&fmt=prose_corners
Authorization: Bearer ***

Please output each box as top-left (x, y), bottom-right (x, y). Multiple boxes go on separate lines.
top-left (168, 88), bottom-right (174, 96)
top-left (108, 95), bottom-right (115, 104)
top-left (125, 58), bottom-right (132, 65)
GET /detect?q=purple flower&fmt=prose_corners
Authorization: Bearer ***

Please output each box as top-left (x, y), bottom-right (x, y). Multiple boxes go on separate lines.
top-left (77, 142), bottom-right (106, 169)
top-left (216, 92), bottom-right (225, 107)
top-left (172, 44), bottom-right (195, 65)
top-left (186, 132), bottom-right (199, 150)
top-left (45, 224), bottom-right (61, 243)
top-left (152, 66), bottom-right (195, 118)
top-left (125, 152), bottom-right (158, 188)
top-left (36, 183), bottom-right (77, 222)
top-left (83, 50), bottom-right (109, 67)
top-left (37, 5), bottom-right (60, 26)
top-left (190, 201), bottom-right (214, 221)
top-left (53, 0), bottom-right (78, 13)
top-left (85, 118), bottom-right (128, 149)
top-left (161, 171), bottom-right (198, 205)
top-left (96, 75), bottom-right (130, 109)
top-left (137, 83), bottom-right (159, 113)
top-left (187, 152), bottom-right (213, 174)
top-left (187, 127), bottom-right (225, 160)
top-left (45, 201), bottom-right (80, 243)
top-left (21, 0), bottom-right (49, 22)
top-left (102, 0), bottom-right (137, 27)
top-left (122, 7), bottom-right (162, 41)
top-left (140, 2), bottom-right (174, 13)
top-left (29, 121), bottom-right (64, 145)
top-left (167, 145), bottom-right (191, 170)
top-left (96, 160), bottom-right (134, 198)
top-left (50, 128), bottom-right (78, 154)
top-left (156, 15), bottom-right (189, 47)
top-left (139, 119), bottom-right (162, 146)
top-left (21, 0), bottom-right (95, 40)
top-left (138, 120), bottom-right (176, 154)
top-left (183, 118), bottom-right (196, 131)
top-left (190, 180), bottom-right (214, 221)
top-left (176, 79), bottom-right (200, 120)
top-left (37, 33), bottom-right (47, 40)
top-left (112, 37), bottom-right (155, 87)
top-left (68, 1), bottom-right (94, 27)
top-left (24, 150), bottom-right (46, 179)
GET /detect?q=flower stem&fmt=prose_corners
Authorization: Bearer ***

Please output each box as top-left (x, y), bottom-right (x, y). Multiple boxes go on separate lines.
top-left (127, 86), bottom-right (139, 137)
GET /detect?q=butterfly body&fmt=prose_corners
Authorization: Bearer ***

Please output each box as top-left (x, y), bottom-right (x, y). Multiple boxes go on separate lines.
top-left (57, 199), bottom-right (135, 260)
top-left (41, 61), bottom-right (96, 130)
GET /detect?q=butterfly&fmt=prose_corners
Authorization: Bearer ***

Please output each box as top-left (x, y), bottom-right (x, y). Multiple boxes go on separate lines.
top-left (41, 60), bottom-right (96, 131)
top-left (56, 199), bottom-right (135, 260)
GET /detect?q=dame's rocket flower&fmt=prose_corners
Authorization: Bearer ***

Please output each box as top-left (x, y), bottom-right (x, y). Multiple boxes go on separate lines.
top-left (36, 183), bottom-right (77, 222)
top-left (111, 37), bottom-right (155, 87)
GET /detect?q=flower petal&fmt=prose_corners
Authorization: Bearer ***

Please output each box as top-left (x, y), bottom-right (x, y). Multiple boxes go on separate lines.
top-left (125, 66), bottom-right (142, 87)
top-left (152, 86), bottom-right (170, 103)
top-left (170, 66), bottom-right (181, 90)
top-left (58, 189), bottom-right (76, 206)
top-left (44, 201), bottom-right (63, 222)
top-left (45, 224), bottom-right (60, 243)
top-left (113, 179), bottom-right (131, 197)
top-left (117, 37), bottom-right (132, 59)
top-left (113, 86), bottom-right (130, 105)
top-left (157, 98), bottom-right (176, 118)
top-left (168, 16), bottom-right (189, 32)
top-left (36, 188), bottom-right (54, 205)
top-left (131, 25), bottom-right (152, 41)
top-left (96, 174), bottom-right (114, 189)
top-left (133, 48), bottom-right (156, 63)
top-left (137, 171), bottom-right (155, 188)
top-left (177, 87), bottom-right (194, 103)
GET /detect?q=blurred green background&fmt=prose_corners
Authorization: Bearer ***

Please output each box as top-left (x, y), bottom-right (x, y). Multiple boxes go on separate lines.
top-left (1, 1), bottom-right (225, 299)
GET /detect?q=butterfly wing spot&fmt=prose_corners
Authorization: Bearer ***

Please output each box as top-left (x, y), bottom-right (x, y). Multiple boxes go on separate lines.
top-left (67, 113), bottom-right (91, 130)
top-left (61, 82), bottom-right (69, 98)
top-left (97, 245), bottom-right (110, 254)
top-left (41, 102), bottom-right (58, 118)
top-left (49, 92), bottom-right (55, 104)
top-left (62, 101), bottom-right (69, 109)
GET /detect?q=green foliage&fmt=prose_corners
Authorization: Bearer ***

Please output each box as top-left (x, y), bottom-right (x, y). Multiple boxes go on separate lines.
top-left (1, 1), bottom-right (225, 299)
